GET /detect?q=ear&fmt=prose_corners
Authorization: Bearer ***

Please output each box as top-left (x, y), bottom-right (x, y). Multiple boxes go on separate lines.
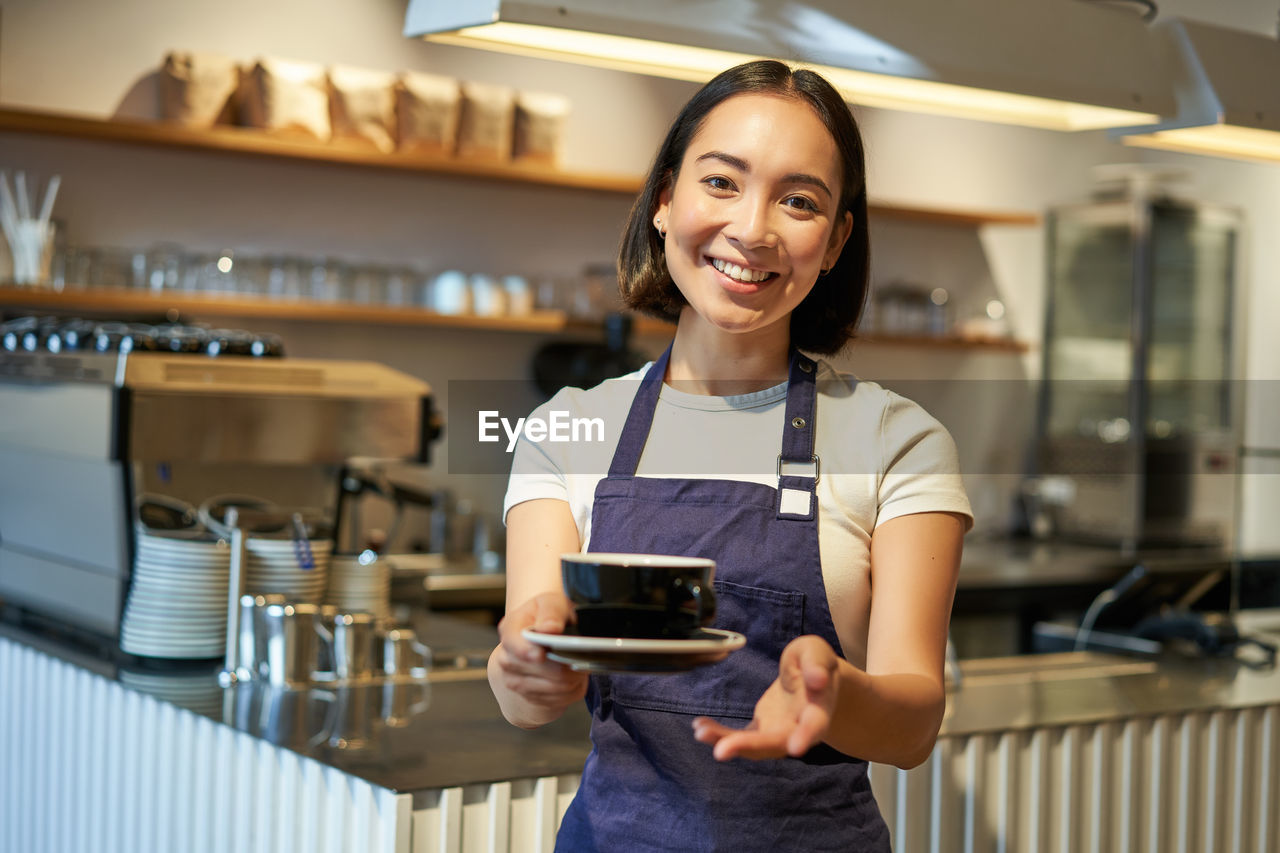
top-left (823, 210), bottom-right (854, 270)
top-left (654, 183), bottom-right (673, 233)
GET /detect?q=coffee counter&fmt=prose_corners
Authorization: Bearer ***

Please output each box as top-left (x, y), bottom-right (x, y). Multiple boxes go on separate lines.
top-left (0, 608), bottom-right (590, 797)
top-left (3, 607), bottom-right (1280, 852)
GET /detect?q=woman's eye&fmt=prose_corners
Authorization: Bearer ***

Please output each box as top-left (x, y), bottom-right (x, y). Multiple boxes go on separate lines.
top-left (703, 176), bottom-right (736, 192)
top-left (784, 195), bottom-right (819, 213)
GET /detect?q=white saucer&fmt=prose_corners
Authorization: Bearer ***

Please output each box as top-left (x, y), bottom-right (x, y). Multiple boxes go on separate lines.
top-left (523, 627), bottom-right (745, 674)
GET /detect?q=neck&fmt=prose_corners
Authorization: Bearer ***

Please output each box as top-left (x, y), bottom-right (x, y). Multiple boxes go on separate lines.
top-left (665, 309), bottom-right (792, 396)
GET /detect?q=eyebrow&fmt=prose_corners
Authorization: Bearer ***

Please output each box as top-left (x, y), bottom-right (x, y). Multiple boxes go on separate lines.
top-left (694, 150), bottom-right (834, 199)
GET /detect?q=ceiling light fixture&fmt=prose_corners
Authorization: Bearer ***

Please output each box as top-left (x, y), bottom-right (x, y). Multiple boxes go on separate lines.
top-left (1114, 19), bottom-right (1280, 164)
top-left (404, 0), bottom-right (1169, 131)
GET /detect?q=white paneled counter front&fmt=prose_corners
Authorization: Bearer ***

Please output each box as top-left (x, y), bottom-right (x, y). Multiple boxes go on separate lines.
top-left (3, 613), bottom-right (1280, 852)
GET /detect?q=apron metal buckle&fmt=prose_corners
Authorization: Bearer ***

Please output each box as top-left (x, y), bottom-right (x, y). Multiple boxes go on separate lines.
top-left (777, 454), bottom-right (820, 484)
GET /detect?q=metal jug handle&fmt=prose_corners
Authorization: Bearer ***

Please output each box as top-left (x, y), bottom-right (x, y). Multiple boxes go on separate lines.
top-left (314, 613), bottom-right (335, 680)
top-left (306, 688), bottom-right (340, 748)
top-left (409, 639), bottom-right (433, 677)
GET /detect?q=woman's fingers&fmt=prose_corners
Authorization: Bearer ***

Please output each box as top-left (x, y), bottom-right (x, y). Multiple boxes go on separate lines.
top-left (503, 666), bottom-right (587, 704)
top-left (493, 642), bottom-right (587, 701)
top-left (691, 716), bottom-right (730, 744)
top-left (493, 591), bottom-right (589, 710)
top-left (496, 617), bottom-right (544, 663)
top-left (787, 703), bottom-right (830, 757)
top-left (498, 591), bottom-right (574, 662)
top-left (692, 636), bottom-right (841, 762)
top-left (693, 718), bottom-right (788, 760)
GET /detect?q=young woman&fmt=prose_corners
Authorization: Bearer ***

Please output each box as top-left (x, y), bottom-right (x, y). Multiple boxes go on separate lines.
top-left (490, 60), bottom-right (971, 851)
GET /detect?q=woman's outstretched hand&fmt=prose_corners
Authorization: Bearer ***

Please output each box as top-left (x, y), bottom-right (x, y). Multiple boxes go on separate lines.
top-left (692, 635), bottom-right (840, 761)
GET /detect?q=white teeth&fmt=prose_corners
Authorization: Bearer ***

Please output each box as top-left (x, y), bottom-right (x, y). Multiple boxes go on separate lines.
top-left (711, 258), bottom-right (772, 283)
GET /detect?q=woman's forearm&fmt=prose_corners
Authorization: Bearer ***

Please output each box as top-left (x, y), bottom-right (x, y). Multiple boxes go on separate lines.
top-left (826, 659), bottom-right (945, 769)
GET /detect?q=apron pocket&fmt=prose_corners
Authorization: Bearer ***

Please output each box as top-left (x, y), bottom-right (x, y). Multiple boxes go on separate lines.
top-left (607, 579), bottom-right (805, 720)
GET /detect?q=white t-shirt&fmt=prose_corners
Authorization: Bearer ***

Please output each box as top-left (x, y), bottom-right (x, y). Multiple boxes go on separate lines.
top-left (503, 359), bottom-right (973, 668)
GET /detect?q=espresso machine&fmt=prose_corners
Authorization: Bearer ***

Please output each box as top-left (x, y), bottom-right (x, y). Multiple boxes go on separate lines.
top-left (0, 337), bottom-right (439, 643)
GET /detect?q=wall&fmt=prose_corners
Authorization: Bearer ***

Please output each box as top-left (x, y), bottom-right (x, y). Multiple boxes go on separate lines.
top-left (0, 0), bottom-right (1276, 551)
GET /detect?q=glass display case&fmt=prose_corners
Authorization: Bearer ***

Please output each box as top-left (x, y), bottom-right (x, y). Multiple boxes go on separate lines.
top-left (1037, 189), bottom-right (1243, 550)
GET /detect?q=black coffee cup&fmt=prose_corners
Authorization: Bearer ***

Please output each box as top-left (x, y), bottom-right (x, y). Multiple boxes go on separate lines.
top-left (561, 553), bottom-right (716, 639)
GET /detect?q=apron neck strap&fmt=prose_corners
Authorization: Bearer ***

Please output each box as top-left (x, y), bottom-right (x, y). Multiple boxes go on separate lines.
top-left (779, 349), bottom-right (818, 465)
top-left (605, 344), bottom-right (820, 482)
top-left (606, 342), bottom-right (672, 478)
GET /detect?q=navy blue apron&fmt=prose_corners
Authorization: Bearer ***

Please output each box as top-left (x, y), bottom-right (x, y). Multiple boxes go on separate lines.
top-left (555, 345), bottom-right (891, 852)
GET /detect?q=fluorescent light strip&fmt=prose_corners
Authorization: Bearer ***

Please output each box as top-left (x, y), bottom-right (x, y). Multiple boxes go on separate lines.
top-left (1122, 125), bottom-right (1280, 164)
top-left (428, 22), bottom-right (1159, 131)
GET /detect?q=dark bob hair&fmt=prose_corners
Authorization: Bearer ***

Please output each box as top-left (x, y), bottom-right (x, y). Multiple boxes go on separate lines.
top-left (617, 60), bottom-right (870, 354)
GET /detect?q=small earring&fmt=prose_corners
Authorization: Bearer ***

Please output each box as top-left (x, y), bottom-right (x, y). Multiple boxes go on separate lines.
top-left (655, 217), bottom-right (666, 238)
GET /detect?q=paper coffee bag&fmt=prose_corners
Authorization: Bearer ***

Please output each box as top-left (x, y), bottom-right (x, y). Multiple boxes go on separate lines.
top-left (240, 57), bottom-right (331, 141)
top-left (159, 51), bottom-right (240, 127)
top-left (328, 65), bottom-right (397, 152)
top-left (513, 91), bottom-right (571, 166)
top-left (456, 81), bottom-right (515, 161)
top-left (395, 71), bottom-right (462, 156)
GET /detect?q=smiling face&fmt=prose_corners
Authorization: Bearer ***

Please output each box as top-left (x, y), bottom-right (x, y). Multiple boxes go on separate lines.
top-left (654, 93), bottom-right (853, 348)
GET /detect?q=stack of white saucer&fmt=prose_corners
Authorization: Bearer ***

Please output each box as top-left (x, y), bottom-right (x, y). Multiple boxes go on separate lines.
top-left (326, 553), bottom-right (391, 621)
top-left (119, 668), bottom-right (224, 717)
top-left (244, 536), bottom-right (332, 602)
top-left (120, 531), bottom-right (231, 659)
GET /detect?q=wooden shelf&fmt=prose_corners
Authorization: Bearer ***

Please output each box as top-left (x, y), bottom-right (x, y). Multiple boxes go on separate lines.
top-left (866, 202), bottom-right (1039, 228)
top-left (854, 331), bottom-right (1030, 353)
top-left (0, 285), bottom-right (568, 333)
top-left (588, 315), bottom-right (1029, 352)
top-left (0, 107), bottom-right (642, 195)
top-left (0, 285), bottom-right (1030, 351)
top-left (0, 107), bottom-right (1040, 224)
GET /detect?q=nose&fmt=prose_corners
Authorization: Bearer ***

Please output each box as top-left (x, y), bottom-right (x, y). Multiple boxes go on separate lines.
top-left (724, 197), bottom-right (778, 250)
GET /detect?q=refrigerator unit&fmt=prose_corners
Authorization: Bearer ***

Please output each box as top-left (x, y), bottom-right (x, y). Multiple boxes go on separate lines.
top-left (1037, 179), bottom-right (1245, 551)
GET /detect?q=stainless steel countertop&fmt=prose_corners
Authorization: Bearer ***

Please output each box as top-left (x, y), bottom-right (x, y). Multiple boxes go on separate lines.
top-left (4, 605), bottom-right (1279, 802)
top-left (956, 539), bottom-right (1241, 589)
top-left (942, 616), bottom-right (1280, 736)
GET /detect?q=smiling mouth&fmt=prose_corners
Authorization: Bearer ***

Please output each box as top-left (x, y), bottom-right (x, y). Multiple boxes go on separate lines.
top-left (708, 257), bottom-right (777, 284)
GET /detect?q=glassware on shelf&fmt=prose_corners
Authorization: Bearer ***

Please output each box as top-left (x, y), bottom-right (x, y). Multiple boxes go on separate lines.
top-left (14, 237), bottom-right (571, 325)
top-left (143, 243), bottom-right (184, 293)
top-left (348, 265), bottom-right (388, 305)
top-left (50, 242), bottom-right (88, 291)
top-left (86, 247), bottom-right (134, 289)
top-left (573, 262), bottom-right (620, 321)
top-left (232, 254), bottom-right (266, 296)
top-left (265, 255), bottom-right (304, 300)
top-left (872, 280), bottom-right (931, 335)
top-left (382, 267), bottom-right (420, 306)
top-left (198, 249), bottom-right (239, 293)
top-left (306, 257), bottom-right (345, 302)
top-left (178, 252), bottom-right (208, 292)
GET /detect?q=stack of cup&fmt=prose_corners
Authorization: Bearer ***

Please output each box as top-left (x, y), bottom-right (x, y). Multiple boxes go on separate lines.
top-left (245, 535), bottom-right (332, 601)
top-left (326, 551), bottom-right (391, 621)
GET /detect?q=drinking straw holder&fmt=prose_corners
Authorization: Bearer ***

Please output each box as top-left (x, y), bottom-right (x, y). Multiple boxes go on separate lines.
top-left (0, 171), bottom-right (60, 285)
